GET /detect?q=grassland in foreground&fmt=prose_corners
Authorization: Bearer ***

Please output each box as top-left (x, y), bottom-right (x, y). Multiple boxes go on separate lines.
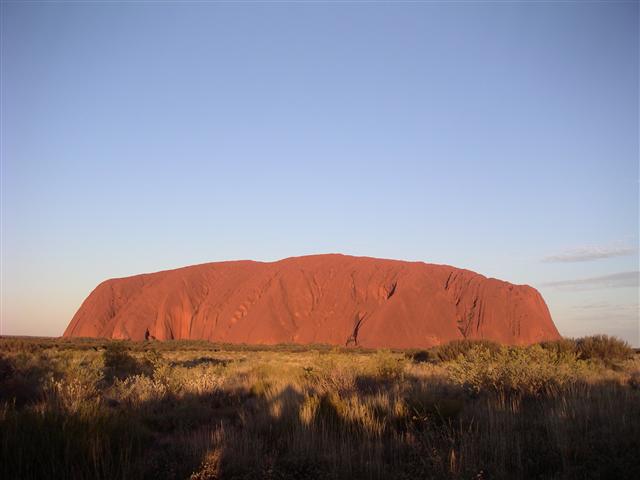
top-left (1, 335), bottom-right (639, 480)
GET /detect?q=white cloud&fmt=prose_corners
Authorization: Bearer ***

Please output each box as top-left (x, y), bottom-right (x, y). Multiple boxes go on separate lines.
top-left (541, 245), bottom-right (637, 263)
top-left (540, 271), bottom-right (639, 290)
top-left (569, 302), bottom-right (639, 316)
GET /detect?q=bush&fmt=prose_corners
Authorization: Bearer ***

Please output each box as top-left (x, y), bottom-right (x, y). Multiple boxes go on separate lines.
top-left (539, 338), bottom-right (578, 357)
top-left (0, 354), bottom-right (50, 406)
top-left (403, 388), bottom-right (464, 427)
top-left (405, 350), bottom-right (432, 363)
top-left (436, 339), bottom-right (500, 362)
top-left (112, 374), bottom-right (168, 406)
top-left (373, 350), bottom-right (405, 380)
top-left (0, 355), bottom-right (14, 382)
top-left (575, 335), bottom-right (634, 364)
top-left (46, 357), bottom-right (104, 413)
top-left (446, 344), bottom-right (585, 396)
top-left (103, 343), bottom-right (144, 380)
top-left (301, 356), bottom-right (356, 394)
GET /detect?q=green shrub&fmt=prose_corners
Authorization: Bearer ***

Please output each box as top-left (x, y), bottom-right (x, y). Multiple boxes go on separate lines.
top-left (575, 335), bottom-right (634, 363)
top-left (539, 338), bottom-right (578, 357)
top-left (302, 355), bottom-right (357, 393)
top-left (0, 354), bottom-right (14, 382)
top-left (446, 344), bottom-right (585, 396)
top-left (373, 350), bottom-right (405, 380)
top-left (46, 357), bottom-right (104, 413)
top-left (103, 343), bottom-right (143, 380)
top-left (436, 339), bottom-right (500, 362)
top-left (403, 388), bottom-right (464, 427)
top-left (405, 350), bottom-right (432, 363)
top-left (0, 354), bottom-right (50, 406)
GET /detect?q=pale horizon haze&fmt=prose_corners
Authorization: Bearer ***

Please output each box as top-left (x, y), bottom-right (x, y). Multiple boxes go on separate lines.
top-left (1, 2), bottom-right (639, 345)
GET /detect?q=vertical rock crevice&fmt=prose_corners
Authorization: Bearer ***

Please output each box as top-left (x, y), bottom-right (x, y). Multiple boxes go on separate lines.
top-left (386, 281), bottom-right (397, 299)
top-left (346, 313), bottom-right (366, 347)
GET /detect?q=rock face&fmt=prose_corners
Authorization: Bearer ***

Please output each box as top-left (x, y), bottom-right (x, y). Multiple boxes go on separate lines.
top-left (63, 254), bottom-right (560, 348)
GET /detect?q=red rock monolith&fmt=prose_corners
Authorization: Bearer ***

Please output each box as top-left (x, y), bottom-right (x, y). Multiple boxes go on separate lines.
top-left (63, 254), bottom-right (560, 348)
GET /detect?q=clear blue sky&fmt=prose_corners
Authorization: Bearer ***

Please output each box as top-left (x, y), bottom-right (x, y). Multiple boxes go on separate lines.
top-left (2, 1), bottom-right (638, 345)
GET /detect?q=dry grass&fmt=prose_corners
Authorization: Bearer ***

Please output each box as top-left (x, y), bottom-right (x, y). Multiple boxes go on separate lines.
top-left (1, 336), bottom-right (639, 479)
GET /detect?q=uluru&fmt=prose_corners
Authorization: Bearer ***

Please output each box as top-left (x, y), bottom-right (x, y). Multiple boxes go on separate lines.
top-left (63, 254), bottom-right (560, 348)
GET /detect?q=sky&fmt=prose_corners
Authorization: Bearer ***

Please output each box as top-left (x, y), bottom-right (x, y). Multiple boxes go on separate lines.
top-left (1, 1), bottom-right (638, 345)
